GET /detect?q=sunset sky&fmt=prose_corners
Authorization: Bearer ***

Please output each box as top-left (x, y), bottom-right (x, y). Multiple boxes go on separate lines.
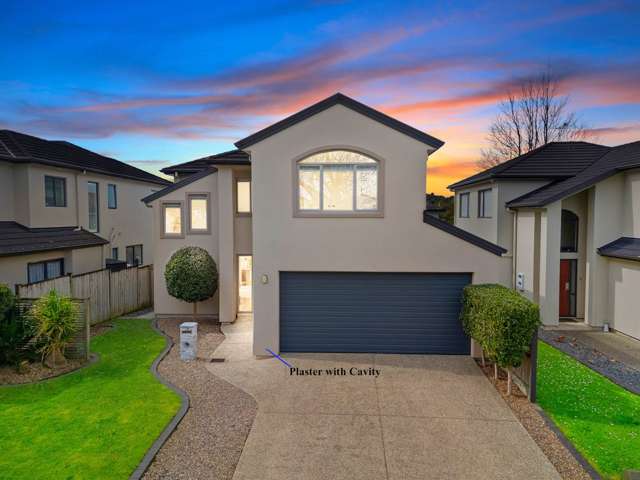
top-left (2, 0), bottom-right (639, 194)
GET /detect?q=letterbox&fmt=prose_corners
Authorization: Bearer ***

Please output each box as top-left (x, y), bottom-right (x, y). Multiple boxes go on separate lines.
top-left (179, 322), bottom-right (198, 361)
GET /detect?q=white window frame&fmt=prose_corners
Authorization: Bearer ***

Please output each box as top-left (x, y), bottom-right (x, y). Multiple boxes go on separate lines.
top-left (187, 192), bottom-right (211, 234)
top-left (478, 189), bottom-right (492, 218)
top-left (293, 149), bottom-right (384, 218)
top-left (458, 192), bottom-right (470, 218)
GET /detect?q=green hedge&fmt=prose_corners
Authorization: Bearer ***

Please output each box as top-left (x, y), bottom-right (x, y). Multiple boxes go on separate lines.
top-left (460, 284), bottom-right (540, 368)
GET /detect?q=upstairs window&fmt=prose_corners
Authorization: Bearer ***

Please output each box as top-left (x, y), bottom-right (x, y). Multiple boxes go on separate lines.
top-left (236, 179), bottom-right (251, 214)
top-left (45, 176), bottom-right (66, 207)
top-left (108, 184), bottom-right (117, 209)
top-left (296, 150), bottom-right (380, 215)
top-left (88, 181), bottom-right (99, 232)
top-left (561, 209), bottom-right (579, 252)
top-left (478, 188), bottom-right (492, 218)
top-left (188, 193), bottom-right (210, 233)
top-left (459, 192), bottom-right (470, 218)
top-left (162, 202), bottom-right (183, 237)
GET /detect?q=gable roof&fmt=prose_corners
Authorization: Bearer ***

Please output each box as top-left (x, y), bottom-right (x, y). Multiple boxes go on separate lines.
top-left (235, 93), bottom-right (444, 151)
top-left (0, 221), bottom-right (108, 257)
top-left (448, 141), bottom-right (610, 190)
top-left (142, 167), bottom-right (218, 204)
top-left (507, 140), bottom-right (640, 208)
top-left (0, 130), bottom-right (170, 186)
top-left (422, 211), bottom-right (507, 256)
top-left (161, 149), bottom-right (250, 176)
top-left (597, 237), bottom-right (640, 262)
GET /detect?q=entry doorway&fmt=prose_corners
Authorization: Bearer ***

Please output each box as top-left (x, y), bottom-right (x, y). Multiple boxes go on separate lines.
top-left (559, 259), bottom-right (577, 317)
top-left (238, 255), bottom-right (253, 312)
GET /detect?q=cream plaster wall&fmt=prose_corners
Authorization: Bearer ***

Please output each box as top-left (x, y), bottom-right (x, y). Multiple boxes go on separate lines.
top-left (607, 259), bottom-right (640, 339)
top-left (514, 209), bottom-right (538, 303)
top-left (585, 175), bottom-right (624, 326)
top-left (623, 170), bottom-right (640, 237)
top-left (453, 182), bottom-right (498, 245)
top-left (150, 172), bottom-right (219, 317)
top-left (247, 104), bottom-right (511, 355)
top-left (0, 245), bottom-right (103, 289)
top-left (0, 162), bottom-right (15, 221)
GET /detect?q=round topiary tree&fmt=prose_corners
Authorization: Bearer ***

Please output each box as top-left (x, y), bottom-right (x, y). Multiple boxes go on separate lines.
top-left (165, 247), bottom-right (218, 314)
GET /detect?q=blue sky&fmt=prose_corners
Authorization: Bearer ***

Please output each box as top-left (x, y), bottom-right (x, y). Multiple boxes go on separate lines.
top-left (1, 0), bottom-right (639, 193)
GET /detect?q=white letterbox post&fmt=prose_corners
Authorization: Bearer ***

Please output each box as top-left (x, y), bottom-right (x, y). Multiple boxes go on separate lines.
top-left (179, 322), bottom-right (198, 361)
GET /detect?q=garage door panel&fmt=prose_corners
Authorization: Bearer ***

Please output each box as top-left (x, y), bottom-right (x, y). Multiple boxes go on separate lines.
top-left (280, 272), bottom-right (471, 354)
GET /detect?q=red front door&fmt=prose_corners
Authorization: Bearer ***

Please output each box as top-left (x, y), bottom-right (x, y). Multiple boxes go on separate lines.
top-left (559, 259), bottom-right (573, 317)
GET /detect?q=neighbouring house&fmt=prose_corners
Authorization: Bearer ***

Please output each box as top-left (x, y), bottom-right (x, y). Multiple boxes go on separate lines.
top-left (144, 93), bottom-right (511, 356)
top-left (0, 130), bottom-right (170, 289)
top-left (449, 141), bottom-right (640, 339)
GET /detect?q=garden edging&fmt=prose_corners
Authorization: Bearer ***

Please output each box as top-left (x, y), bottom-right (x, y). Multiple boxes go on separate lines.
top-left (534, 405), bottom-right (601, 480)
top-left (129, 318), bottom-right (190, 480)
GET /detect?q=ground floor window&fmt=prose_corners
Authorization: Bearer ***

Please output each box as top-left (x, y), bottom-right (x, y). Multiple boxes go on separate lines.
top-left (111, 247), bottom-right (119, 259)
top-left (126, 245), bottom-right (143, 266)
top-left (238, 255), bottom-right (252, 312)
top-left (27, 258), bottom-right (64, 283)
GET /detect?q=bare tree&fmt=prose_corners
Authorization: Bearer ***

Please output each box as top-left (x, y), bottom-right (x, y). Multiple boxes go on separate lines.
top-left (478, 72), bottom-right (586, 169)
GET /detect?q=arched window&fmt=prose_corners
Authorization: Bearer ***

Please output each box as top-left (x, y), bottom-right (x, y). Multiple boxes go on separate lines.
top-left (296, 150), bottom-right (380, 214)
top-left (561, 209), bottom-right (579, 252)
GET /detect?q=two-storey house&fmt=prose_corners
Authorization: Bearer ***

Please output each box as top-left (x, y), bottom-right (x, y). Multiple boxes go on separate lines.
top-left (0, 130), bottom-right (170, 289)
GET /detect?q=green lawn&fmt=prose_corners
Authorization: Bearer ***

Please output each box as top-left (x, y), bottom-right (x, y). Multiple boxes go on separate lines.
top-left (0, 318), bottom-right (181, 480)
top-left (538, 341), bottom-right (640, 479)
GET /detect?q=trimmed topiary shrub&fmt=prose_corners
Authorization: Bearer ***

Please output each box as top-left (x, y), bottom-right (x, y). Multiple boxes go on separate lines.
top-left (165, 246), bottom-right (218, 314)
top-left (461, 284), bottom-right (540, 392)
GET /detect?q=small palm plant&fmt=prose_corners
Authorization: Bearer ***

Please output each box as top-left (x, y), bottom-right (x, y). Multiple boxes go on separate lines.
top-left (30, 290), bottom-right (79, 366)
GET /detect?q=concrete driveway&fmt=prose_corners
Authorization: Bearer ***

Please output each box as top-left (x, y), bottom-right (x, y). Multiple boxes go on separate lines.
top-left (207, 317), bottom-right (560, 480)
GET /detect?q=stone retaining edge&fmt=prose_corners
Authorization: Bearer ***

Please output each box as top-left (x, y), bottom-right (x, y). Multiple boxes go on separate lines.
top-left (129, 318), bottom-right (190, 480)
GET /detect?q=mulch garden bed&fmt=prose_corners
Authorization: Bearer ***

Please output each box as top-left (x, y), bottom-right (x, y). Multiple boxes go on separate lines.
top-left (477, 360), bottom-right (592, 480)
top-left (143, 318), bottom-right (257, 480)
top-left (0, 321), bottom-right (112, 386)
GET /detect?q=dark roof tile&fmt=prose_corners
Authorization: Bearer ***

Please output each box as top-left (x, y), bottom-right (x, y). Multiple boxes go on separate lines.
top-left (597, 237), bottom-right (640, 262)
top-left (161, 149), bottom-right (250, 175)
top-left (448, 142), bottom-right (610, 190)
top-left (0, 130), bottom-right (170, 186)
top-left (507, 141), bottom-right (640, 207)
top-left (422, 211), bottom-right (506, 256)
top-left (142, 167), bottom-right (218, 203)
top-left (0, 222), bottom-right (108, 256)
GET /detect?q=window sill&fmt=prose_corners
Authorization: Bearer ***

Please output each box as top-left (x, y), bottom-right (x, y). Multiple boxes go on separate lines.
top-left (160, 233), bottom-right (185, 239)
top-left (294, 210), bottom-right (384, 218)
top-left (236, 212), bottom-right (252, 217)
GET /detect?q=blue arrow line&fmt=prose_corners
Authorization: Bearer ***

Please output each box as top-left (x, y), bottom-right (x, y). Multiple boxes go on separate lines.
top-left (265, 348), bottom-right (293, 368)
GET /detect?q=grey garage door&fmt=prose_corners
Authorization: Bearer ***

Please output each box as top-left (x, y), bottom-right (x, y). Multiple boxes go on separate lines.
top-left (280, 272), bottom-right (471, 354)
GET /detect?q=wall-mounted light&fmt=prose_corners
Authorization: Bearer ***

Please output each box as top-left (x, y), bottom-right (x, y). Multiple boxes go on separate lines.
top-left (261, 274), bottom-right (269, 285)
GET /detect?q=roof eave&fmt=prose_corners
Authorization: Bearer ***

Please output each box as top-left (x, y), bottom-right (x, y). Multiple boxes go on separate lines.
top-left (235, 93), bottom-right (444, 151)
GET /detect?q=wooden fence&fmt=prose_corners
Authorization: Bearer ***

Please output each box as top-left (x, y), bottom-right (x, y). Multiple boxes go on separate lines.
top-left (16, 265), bottom-right (153, 325)
top-left (16, 298), bottom-right (89, 360)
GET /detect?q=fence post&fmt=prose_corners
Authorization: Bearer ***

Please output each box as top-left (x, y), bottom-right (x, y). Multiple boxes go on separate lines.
top-left (528, 329), bottom-right (538, 403)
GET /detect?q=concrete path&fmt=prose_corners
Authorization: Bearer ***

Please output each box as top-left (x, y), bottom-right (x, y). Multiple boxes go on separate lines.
top-left (545, 324), bottom-right (640, 371)
top-left (207, 317), bottom-right (560, 480)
